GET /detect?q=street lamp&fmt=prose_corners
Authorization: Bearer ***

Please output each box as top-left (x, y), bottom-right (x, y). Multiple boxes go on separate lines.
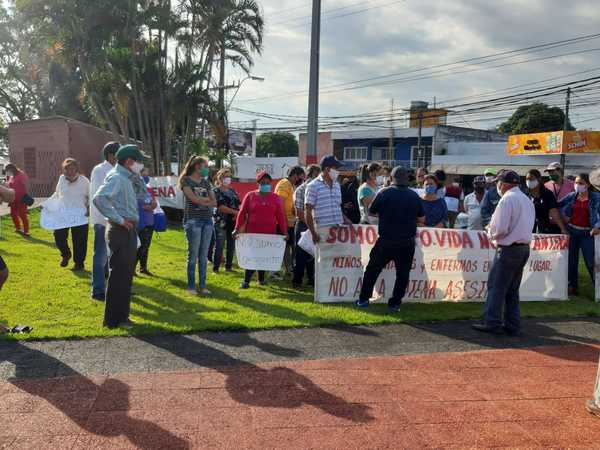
top-left (227, 75), bottom-right (265, 110)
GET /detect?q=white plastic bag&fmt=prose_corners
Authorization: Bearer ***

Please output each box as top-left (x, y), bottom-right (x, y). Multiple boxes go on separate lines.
top-left (298, 230), bottom-right (316, 257)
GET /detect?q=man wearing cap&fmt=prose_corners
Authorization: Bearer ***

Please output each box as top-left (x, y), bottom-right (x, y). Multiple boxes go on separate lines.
top-left (473, 170), bottom-right (535, 335)
top-left (89, 142), bottom-right (119, 301)
top-left (305, 155), bottom-right (349, 244)
top-left (545, 162), bottom-right (574, 202)
top-left (93, 144), bottom-right (148, 329)
top-left (355, 167), bottom-right (425, 312)
top-left (480, 168), bottom-right (502, 229)
top-left (464, 176), bottom-right (487, 230)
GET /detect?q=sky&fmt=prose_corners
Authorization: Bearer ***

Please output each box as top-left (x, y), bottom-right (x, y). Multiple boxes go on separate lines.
top-left (226, 0), bottom-right (600, 134)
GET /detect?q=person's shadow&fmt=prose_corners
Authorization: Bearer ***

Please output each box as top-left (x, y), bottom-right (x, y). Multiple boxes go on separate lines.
top-left (3, 343), bottom-right (190, 449)
top-left (138, 333), bottom-right (375, 423)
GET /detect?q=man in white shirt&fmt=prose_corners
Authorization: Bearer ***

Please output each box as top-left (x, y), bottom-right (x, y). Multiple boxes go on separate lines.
top-left (90, 142), bottom-right (119, 301)
top-left (473, 170), bottom-right (535, 336)
top-left (464, 176), bottom-right (486, 230)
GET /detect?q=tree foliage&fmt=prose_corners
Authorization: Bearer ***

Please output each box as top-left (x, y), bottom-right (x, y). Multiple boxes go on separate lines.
top-left (498, 102), bottom-right (575, 135)
top-left (256, 132), bottom-right (299, 158)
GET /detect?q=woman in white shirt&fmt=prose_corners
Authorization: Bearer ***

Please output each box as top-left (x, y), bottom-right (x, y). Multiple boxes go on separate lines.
top-left (51, 158), bottom-right (90, 270)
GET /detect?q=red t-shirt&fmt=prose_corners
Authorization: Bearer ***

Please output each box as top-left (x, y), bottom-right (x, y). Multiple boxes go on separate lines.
top-left (235, 191), bottom-right (287, 235)
top-left (445, 185), bottom-right (463, 200)
top-left (571, 197), bottom-right (590, 228)
top-left (6, 172), bottom-right (27, 204)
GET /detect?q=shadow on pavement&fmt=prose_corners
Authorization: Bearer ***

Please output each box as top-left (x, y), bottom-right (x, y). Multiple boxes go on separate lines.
top-left (2, 344), bottom-right (190, 449)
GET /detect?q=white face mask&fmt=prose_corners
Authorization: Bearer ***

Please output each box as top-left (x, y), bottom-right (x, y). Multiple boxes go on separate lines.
top-left (376, 175), bottom-right (385, 185)
top-left (329, 169), bottom-right (339, 181)
top-left (575, 184), bottom-right (588, 194)
top-left (485, 176), bottom-right (495, 184)
top-left (497, 184), bottom-right (504, 198)
top-left (526, 179), bottom-right (539, 190)
top-left (222, 177), bottom-right (232, 186)
top-left (131, 162), bottom-right (144, 175)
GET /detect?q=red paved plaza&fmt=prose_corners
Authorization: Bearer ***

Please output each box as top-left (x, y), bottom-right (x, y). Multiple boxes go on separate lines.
top-left (1, 344), bottom-right (599, 449)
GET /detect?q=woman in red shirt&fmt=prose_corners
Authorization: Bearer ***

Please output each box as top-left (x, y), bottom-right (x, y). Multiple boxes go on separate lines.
top-left (4, 164), bottom-right (30, 236)
top-left (234, 171), bottom-right (287, 289)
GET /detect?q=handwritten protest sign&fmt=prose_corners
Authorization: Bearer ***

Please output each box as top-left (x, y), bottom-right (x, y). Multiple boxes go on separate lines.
top-left (40, 198), bottom-right (88, 231)
top-left (235, 233), bottom-right (286, 271)
top-left (315, 225), bottom-right (568, 303)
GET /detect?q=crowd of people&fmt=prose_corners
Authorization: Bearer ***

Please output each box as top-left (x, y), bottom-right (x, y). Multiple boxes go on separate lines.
top-left (0, 137), bottom-right (598, 332)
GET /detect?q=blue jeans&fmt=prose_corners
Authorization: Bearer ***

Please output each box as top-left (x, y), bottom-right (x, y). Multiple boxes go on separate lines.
top-left (483, 245), bottom-right (530, 332)
top-left (91, 224), bottom-right (108, 297)
top-left (568, 225), bottom-right (595, 290)
top-left (185, 219), bottom-right (214, 289)
top-left (214, 225), bottom-right (235, 271)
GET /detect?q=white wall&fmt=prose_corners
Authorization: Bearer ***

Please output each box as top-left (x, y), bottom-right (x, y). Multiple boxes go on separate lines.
top-left (233, 156), bottom-right (299, 180)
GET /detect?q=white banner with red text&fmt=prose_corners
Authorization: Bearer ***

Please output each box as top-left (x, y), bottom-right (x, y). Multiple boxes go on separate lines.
top-left (148, 176), bottom-right (184, 210)
top-left (315, 225), bottom-right (568, 303)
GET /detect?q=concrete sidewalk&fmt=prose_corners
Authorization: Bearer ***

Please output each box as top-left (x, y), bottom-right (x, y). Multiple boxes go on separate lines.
top-left (1, 319), bottom-right (599, 449)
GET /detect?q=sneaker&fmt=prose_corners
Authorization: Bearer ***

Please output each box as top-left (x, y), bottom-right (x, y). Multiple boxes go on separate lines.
top-left (119, 320), bottom-right (136, 330)
top-left (200, 288), bottom-right (212, 296)
top-left (388, 304), bottom-right (401, 313)
top-left (140, 268), bottom-right (153, 276)
top-left (240, 281), bottom-right (250, 289)
top-left (355, 299), bottom-right (370, 308)
top-left (472, 323), bottom-right (504, 335)
top-left (586, 399), bottom-right (600, 418)
top-left (91, 294), bottom-right (105, 302)
top-left (186, 288), bottom-right (197, 295)
top-left (60, 255), bottom-right (71, 268)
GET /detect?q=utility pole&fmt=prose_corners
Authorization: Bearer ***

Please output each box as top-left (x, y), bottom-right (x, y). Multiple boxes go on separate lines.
top-left (388, 99), bottom-right (394, 163)
top-left (561, 87), bottom-right (571, 170)
top-left (251, 119), bottom-right (258, 157)
top-left (306, 0), bottom-right (321, 164)
top-left (417, 111), bottom-right (423, 168)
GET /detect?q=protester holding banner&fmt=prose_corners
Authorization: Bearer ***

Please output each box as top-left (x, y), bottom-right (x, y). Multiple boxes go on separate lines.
top-left (306, 155), bottom-right (348, 245)
top-left (357, 163), bottom-right (383, 225)
top-left (545, 162), bottom-right (575, 202)
top-left (137, 168), bottom-right (158, 276)
top-left (560, 173), bottom-right (600, 296)
top-left (526, 169), bottom-right (567, 235)
top-left (356, 166), bottom-right (425, 312)
top-left (49, 158), bottom-right (90, 270)
top-left (93, 144), bottom-right (149, 329)
top-left (464, 176), bottom-right (486, 230)
top-left (275, 166), bottom-right (306, 276)
top-left (481, 168), bottom-right (502, 228)
top-left (473, 170), bottom-right (535, 336)
top-left (179, 156), bottom-right (217, 296)
top-left (4, 164), bottom-right (30, 237)
top-left (292, 165), bottom-right (321, 290)
top-left (90, 142), bottom-right (118, 301)
top-left (213, 168), bottom-right (240, 273)
top-left (421, 175), bottom-right (448, 228)
top-left (234, 171), bottom-right (287, 289)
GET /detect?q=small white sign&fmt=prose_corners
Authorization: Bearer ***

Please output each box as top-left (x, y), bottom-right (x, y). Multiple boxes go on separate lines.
top-left (40, 198), bottom-right (88, 231)
top-left (445, 197), bottom-right (460, 212)
top-left (235, 233), bottom-right (286, 272)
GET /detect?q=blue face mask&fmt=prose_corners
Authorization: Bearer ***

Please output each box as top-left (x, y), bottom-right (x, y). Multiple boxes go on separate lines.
top-left (142, 176), bottom-right (150, 184)
top-left (425, 185), bottom-right (437, 195)
top-left (259, 184), bottom-right (272, 194)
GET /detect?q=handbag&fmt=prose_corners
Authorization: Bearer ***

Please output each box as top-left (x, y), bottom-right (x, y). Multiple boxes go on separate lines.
top-left (21, 193), bottom-right (34, 207)
top-left (153, 205), bottom-right (167, 232)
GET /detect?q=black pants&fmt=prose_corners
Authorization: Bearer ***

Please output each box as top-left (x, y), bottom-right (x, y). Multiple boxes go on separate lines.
top-left (244, 270), bottom-right (265, 284)
top-left (54, 224), bottom-right (89, 265)
top-left (105, 223), bottom-right (137, 327)
top-left (137, 226), bottom-right (154, 270)
top-left (292, 222), bottom-right (314, 286)
top-left (359, 238), bottom-right (415, 307)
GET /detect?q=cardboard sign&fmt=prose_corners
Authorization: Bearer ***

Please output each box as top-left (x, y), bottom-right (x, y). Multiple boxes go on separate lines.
top-left (40, 198), bottom-right (88, 231)
top-left (235, 233), bottom-right (286, 271)
top-left (315, 225), bottom-right (568, 303)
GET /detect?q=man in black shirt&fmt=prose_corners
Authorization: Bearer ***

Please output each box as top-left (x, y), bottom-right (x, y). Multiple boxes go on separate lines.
top-left (355, 166), bottom-right (425, 312)
top-left (526, 169), bottom-right (567, 234)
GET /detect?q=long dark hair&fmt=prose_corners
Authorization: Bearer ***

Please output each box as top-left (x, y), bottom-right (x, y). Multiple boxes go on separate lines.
top-left (178, 155), bottom-right (208, 188)
top-left (576, 173), bottom-right (597, 192)
top-left (359, 162), bottom-right (382, 184)
top-left (527, 169), bottom-right (542, 181)
top-left (4, 164), bottom-right (20, 175)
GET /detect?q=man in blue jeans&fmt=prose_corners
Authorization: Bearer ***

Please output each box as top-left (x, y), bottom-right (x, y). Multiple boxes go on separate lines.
top-left (89, 142), bottom-right (119, 301)
top-left (473, 170), bottom-right (535, 336)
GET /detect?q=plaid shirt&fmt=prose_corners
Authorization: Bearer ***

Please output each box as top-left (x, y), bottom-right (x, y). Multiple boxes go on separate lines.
top-left (305, 175), bottom-right (343, 227)
top-left (294, 181), bottom-right (309, 214)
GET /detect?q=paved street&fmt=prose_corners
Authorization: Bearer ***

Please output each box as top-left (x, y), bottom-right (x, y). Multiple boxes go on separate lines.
top-left (1, 319), bottom-right (599, 449)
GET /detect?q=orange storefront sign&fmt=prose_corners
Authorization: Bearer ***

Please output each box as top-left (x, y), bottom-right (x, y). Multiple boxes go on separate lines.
top-left (507, 131), bottom-right (600, 155)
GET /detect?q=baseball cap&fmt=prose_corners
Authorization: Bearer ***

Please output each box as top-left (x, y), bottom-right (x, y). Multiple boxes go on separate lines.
top-left (496, 170), bottom-right (520, 185)
top-left (544, 162), bottom-right (562, 172)
top-left (484, 168), bottom-right (497, 176)
top-left (473, 176), bottom-right (486, 184)
top-left (391, 166), bottom-right (409, 186)
top-left (320, 155), bottom-right (344, 170)
top-left (116, 144), bottom-right (149, 162)
top-left (256, 170), bottom-right (271, 182)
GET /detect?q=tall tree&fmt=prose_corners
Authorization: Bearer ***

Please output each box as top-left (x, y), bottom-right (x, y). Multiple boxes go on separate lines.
top-left (256, 132), bottom-right (299, 158)
top-left (498, 102), bottom-right (575, 135)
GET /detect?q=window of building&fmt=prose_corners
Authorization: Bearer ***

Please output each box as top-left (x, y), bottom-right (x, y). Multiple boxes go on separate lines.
top-left (410, 145), bottom-right (432, 169)
top-left (371, 147), bottom-right (394, 162)
top-left (343, 146), bottom-right (368, 161)
top-left (23, 147), bottom-right (37, 178)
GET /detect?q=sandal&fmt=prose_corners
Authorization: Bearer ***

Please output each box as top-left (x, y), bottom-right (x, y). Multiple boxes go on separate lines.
top-left (10, 325), bottom-right (32, 334)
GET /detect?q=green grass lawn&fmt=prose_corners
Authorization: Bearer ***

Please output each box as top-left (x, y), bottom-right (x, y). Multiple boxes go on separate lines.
top-left (1, 209), bottom-right (599, 341)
